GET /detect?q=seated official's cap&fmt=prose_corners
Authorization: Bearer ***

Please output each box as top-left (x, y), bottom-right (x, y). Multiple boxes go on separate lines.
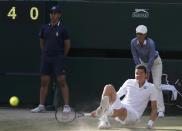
top-left (136, 25), bottom-right (148, 34)
top-left (50, 5), bottom-right (61, 13)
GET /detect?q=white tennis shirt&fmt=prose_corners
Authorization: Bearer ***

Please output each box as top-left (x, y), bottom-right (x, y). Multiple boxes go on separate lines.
top-left (117, 79), bottom-right (157, 117)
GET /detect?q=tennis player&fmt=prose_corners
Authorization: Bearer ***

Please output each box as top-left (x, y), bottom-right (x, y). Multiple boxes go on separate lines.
top-left (91, 65), bottom-right (157, 129)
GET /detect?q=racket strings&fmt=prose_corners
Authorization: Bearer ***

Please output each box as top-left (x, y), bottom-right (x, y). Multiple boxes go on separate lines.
top-left (55, 107), bottom-right (76, 123)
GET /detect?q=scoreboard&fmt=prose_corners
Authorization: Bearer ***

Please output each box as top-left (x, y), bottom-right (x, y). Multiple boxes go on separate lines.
top-left (0, 1), bottom-right (46, 72)
top-left (0, 1), bottom-right (45, 23)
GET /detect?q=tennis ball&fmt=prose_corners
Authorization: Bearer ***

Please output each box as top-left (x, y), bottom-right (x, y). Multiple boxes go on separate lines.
top-left (9, 96), bottom-right (19, 106)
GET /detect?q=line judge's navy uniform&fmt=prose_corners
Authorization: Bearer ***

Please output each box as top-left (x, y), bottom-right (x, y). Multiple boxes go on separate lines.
top-left (39, 21), bottom-right (70, 76)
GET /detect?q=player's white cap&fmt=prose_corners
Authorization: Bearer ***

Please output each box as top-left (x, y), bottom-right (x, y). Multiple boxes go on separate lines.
top-left (136, 25), bottom-right (148, 34)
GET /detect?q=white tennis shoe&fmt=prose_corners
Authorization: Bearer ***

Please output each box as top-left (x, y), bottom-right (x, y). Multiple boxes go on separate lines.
top-left (31, 105), bottom-right (46, 113)
top-left (98, 114), bottom-right (111, 129)
top-left (63, 105), bottom-right (71, 113)
top-left (96, 96), bottom-right (110, 117)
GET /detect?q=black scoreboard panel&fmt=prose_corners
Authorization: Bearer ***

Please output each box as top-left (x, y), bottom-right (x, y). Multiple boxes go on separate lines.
top-left (0, 1), bottom-right (46, 72)
top-left (0, 2), bottom-right (45, 23)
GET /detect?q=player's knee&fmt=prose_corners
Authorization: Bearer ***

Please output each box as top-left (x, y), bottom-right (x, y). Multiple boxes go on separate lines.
top-left (41, 79), bottom-right (49, 88)
top-left (104, 84), bottom-right (114, 90)
top-left (58, 77), bottom-right (67, 88)
top-left (103, 84), bottom-right (115, 93)
top-left (40, 76), bottom-right (50, 88)
top-left (60, 82), bottom-right (66, 88)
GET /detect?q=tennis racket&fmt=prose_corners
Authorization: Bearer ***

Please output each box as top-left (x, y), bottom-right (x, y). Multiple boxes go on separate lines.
top-left (55, 107), bottom-right (92, 123)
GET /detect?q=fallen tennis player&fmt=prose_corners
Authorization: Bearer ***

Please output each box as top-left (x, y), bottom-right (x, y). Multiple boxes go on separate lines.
top-left (91, 64), bottom-right (158, 129)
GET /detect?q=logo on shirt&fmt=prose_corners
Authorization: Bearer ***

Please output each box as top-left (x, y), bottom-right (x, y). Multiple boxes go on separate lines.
top-left (132, 9), bottom-right (149, 18)
top-left (143, 86), bottom-right (148, 89)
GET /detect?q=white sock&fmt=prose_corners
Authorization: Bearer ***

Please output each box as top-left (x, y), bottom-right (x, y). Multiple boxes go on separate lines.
top-left (39, 104), bottom-right (45, 107)
top-left (64, 105), bottom-right (70, 107)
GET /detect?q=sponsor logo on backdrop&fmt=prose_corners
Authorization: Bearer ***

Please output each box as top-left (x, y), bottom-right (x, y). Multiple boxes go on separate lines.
top-left (132, 9), bottom-right (149, 18)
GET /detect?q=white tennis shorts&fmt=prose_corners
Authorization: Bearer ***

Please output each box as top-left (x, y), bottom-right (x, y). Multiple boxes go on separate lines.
top-left (109, 96), bottom-right (139, 125)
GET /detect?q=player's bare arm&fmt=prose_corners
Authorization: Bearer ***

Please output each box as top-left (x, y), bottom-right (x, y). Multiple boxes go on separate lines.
top-left (147, 100), bottom-right (157, 128)
top-left (64, 39), bottom-right (71, 56)
top-left (150, 100), bottom-right (157, 121)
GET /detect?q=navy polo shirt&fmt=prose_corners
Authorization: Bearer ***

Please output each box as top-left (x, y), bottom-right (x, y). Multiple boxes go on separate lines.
top-left (39, 21), bottom-right (70, 56)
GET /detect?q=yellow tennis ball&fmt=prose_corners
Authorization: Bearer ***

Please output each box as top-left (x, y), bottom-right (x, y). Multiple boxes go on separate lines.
top-left (9, 96), bottom-right (19, 106)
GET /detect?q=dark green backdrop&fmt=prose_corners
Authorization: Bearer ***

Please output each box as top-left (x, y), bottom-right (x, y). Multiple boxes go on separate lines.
top-left (0, 1), bottom-right (182, 105)
top-left (60, 1), bottom-right (182, 51)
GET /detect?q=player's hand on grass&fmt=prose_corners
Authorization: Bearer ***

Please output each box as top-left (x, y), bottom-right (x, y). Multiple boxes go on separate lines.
top-left (90, 111), bottom-right (96, 117)
top-left (147, 120), bottom-right (154, 129)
